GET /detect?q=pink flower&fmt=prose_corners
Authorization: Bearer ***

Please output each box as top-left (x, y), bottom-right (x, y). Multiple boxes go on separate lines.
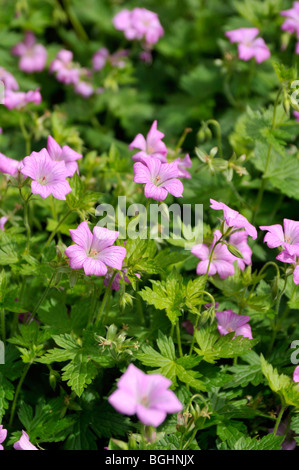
top-left (21, 149), bottom-right (72, 200)
top-left (225, 28), bottom-right (270, 63)
top-left (129, 120), bottom-right (168, 163)
top-left (113, 8), bottom-right (163, 45)
top-left (47, 136), bottom-right (82, 177)
top-left (216, 310), bottom-right (253, 339)
top-left (4, 89), bottom-right (41, 110)
top-left (260, 219), bottom-right (299, 256)
top-left (104, 268), bottom-right (140, 291)
top-left (276, 249), bottom-right (299, 285)
top-left (64, 222), bottom-right (126, 277)
top-left (228, 231), bottom-right (252, 270)
top-left (281, 2), bottom-right (299, 53)
top-left (0, 217), bottom-right (8, 231)
top-left (0, 425), bottom-right (7, 451)
top-left (174, 154), bottom-right (192, 179)
top-left (293, 365), bottom-right (299, 382)
top-left (108, 364), bottom-right (182, 427)
top-left (12, 32), bottom-right (47, 73)
top-left (191, 229), bottom-right (236, 279)
top-left (13, 430), bottom-right (37, 450)
top-left (294, 110), bottom-right (299, 121)
top-left (210, 199), bottom-right (257, 239)
top-left (50, 50), bottom-right (80, 85)
top-left (74, 81), bottom-right (94, 98)
top-left (0, 152), bottom-right (23, 176)
top-left (133, 157), bottom-right (184, 201)
top-left (0, 67), bottom-right (19, 90)
top-left (92, 48), bottom-right (128, 70)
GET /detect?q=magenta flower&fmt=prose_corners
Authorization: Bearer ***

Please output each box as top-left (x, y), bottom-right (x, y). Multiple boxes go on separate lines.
top-left (228, 231), bottom-right (252, 270)
top-left (65, 222), bottom-right (126, 277)
top-left (47, 136), bottom-right (82, 177)
top-left (260, 219), bottom-right (299, 256)
top-left (113, 8), bottom-right (164, 45)
top-left (21, 149), bottom-right (72, 200)
top-left (129, 120), bottom-right (168, 163)
top-left (0, 217), bottom-right (8, 231)
top-left (50, 50), bottom-right (80, 85)
top-left (74, 80), bottom-right (94, 98)
top-left (133, 157), bottom-right (183, 201)
top-left (174, 154), bottom-right (192, 179)
top-left (191, 230), bottom-right (236, 279)
top-left (216, 310), bottom-right (253, 339)
top-left (4, 89), bottom-right (41, 110)
top-left (108, 364), bottom-right (183, 427)
top-left (12, 32), bottom-right (47, 73)
top-left (276, 249), bottom-right (299, 285)
top-left (0, 425), bottom-right (7, 450)
top-left (0, 152), bottom-right (23, 176)
top-left (225, 28), bottom-right (270, 63)
top-left (294, 110), bottom-right (299, 121)
top-left (293, 366), bottom-right (299, 383)
top-left (92, 48), bottom-right (128, 70)
top-left (13, 431), bottom-right (37, 450)
top-left (210, 199), bottom-right (257, 239)
top-left (281, 2), bottom-right (299, 53)
top-left (0, 67), bottom-right (19, 90)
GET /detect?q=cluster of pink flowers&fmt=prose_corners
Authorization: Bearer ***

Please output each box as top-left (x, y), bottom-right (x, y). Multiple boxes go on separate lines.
top-left (225, 28), bottom-right (271, 63)
top-left (260, 219), bottom-right (299, 285)
top-left (0, 136), bottom-right (81, 201)
top-left (50, 50), bottom-right (94, 98)
top-left (131, 121), bottom-right (191, 201)
top-left (113, 8), bottom-right (164, 46)
top-left (191, 199), bottom-right (256, 279)
top-left (108, 364), bottom-right (182, 427)
top-left (92, 48), bottom-right (129, 71)
top-left (12, 32), bottom-right (47, 73)
top-left (281, 1), bottom-right (299, 54)
top-left (0, 66), bottom-right (41, 110)
top-left (0, 426), bottom-right (37, 450)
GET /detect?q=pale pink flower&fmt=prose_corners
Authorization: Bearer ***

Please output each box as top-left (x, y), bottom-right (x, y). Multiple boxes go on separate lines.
top-left (260, 219), bottom-right (299, 256)
top-left (210, 199), bottom-right (257, 239)
top-left (216, 310), bottom-right (253, 339)
top-left (65, 222), bottom-right (126, 277)
top-left (191, 229), bottom-right (236, 279)
top-left (281, 2), bottom-right (299, 53)
top-left (13, 430), bottom-right (37, 450)
top-left (74, 80), bottom-right (94, 97)
top-left (0, 152), bottom-right (23, 176)
top-left (21, 149), bottom-right (72, 200)
top-left (47, 136), bottom-right (82, 177)
top-left (228, 231), bottom-right (252, 270)
top-left (0, 425), bottom-right (7, 451)
top-left (294, 110), bottom-right (299, 121)
top-left (129, 120), bottom-right (168, 163)
top-left (133, 157), bottom-right (184, 201)
top-left (276, 249), bottom-right (299, 285)
top-left (4, 89), bottom-right (41, 110)
top-left (113, 8), bottom-right (164, 45)
top-left (0, 217), bottom-right (8, 231)
top-left (0, 67), bottom-right (19, 90)
top-left (12, 32), bottom-right (47, 73)
top-left (293, 365), bottom-right (299, 382)
top-left (50, 50), bottom-right (80, 85)
top-left (92, 48), bottom-right (128, 70)
top-left (225, 28), bottom-right (270, 63)
top-left (174, 154), bottom-right (192, 179)
top-left (108, 364), bottom-right (182, 427)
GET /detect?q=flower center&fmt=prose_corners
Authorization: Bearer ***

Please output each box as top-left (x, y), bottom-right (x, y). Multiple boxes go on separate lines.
top-left (147, 145), bottom-right (154, 154)
top-left (140, 396), bottom-right (150, 407)
top-left (38, 175), bottom-right (47, 185)
top-left (227, 327), bottom-right (234, 333)
top-left (89, 248), bottom-right (98, 258)
top-left (285, 236), bottom-right (292, 243)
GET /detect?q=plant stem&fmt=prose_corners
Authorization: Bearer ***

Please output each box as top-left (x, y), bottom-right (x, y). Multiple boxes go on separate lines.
top-left (176, 321), bottom-right (183, 357)
top-left (273, 405), bottom-right (286, 436)
top-left (44, 208), bottom-right (73, 248)
top-left (31, 272), bottom-right (55, 317)
top-left (206, 119), bottom-right (223, 158)
top-left (8, 363), bottom-right (31, 427)
top-left (19, 114), bottom-right (31, 155)
top-left (95, 272), bottom-right (117, 325)
top-left (62, 0), bottom-right (88, 41)
top-left (19, 189), bottom-right (32, 254)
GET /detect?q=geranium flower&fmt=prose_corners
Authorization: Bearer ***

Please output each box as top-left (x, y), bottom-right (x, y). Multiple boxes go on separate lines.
top-left (21, 149), bottom-right (72, 200)
top-left (133, 158), bottom-right (183, 201)
top-left (276, 249), bottom-right (299, 285)
top-left (0, 153), bottom-right (23, 176)
top-left (210, 199), bottom-right (257, 239)
top-left (281, 2), bottom-right (299, 53)
top-left (108, 364), bottom-right (182, 427)
top-left (129, 120), bottom-right (168, 163)
top-left (13, 431), bottom-right (37, 450)
top-left (12, 32), bottom-right (47, 73)
top-left (50, 50), bottom-right (80, 85)
top-left (260, 219), bottom-right (299, 256)
top-left (0, 67), bottom-right (19, 90)
top-left (92, 48), bottom-right (128, 70)
top-left (191, 229), bottom-right (236, 279)
top-left (228, 230), bottom-right (252, 270)
top-left (64, 222), bottom-right (126, 277)
top-left (113, 8), bottom-right (164, 45)
top-left (293, 366), bottom-right (299, 382)
top-left (0, 425), bottom-right (7, 450)
top-left (225, 28), bottom-right (270, 63)
top-left (216, 310), bottom-right (253, 339)
top-left (47, 136), bottom-right (82, 177)
top-left (174, 154), bottom-right (192, 179)
top-left (0, 217), bottom-right (8, 231)
top-left (4, 89), bottom-right (41, 110)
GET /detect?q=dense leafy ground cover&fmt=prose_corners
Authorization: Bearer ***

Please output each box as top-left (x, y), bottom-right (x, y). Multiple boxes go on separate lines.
top-left (1, 0), bottom-right (299, 451)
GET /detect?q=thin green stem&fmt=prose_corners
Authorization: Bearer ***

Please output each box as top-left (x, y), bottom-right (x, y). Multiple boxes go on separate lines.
top-left (95, 272), bottom-right (117, 325)
top-left (206, 119), bottom-right (223, 158)
top-left (31, 272), bottom-right (55, 317)
top-left (44, 209), bottom-right (73, 248)
top-left (19, 114), bottom-right (31, 155)
top-left (19, 189), bottom-right (32, 254)
top-left (62, 0), bottom-right (88, 41)
top-left (273, 405), bottom-right (286, 436)
top-left (8, 363), bottom-right (31, 427)
top-left (176, 321), bottom-right (183, 358)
